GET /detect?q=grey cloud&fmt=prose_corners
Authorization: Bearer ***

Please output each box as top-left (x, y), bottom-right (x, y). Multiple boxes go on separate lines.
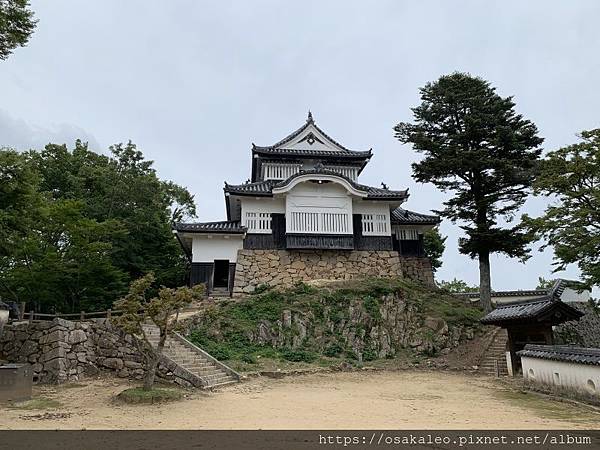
top-left (1, 0), bottom-right (598, 292)
top-left (0, 109), bottom-right (100, 151)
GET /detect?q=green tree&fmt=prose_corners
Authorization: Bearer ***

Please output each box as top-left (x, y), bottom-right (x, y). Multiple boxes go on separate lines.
top-left (1, 196), bottom-right (127, 312)
top-left (113, 273), bottom-right (204, 390)
top-left (422, 227), bottom-right (446, 272)
top-left (523, 129), bottom-right (600, 288)
top-left (0, 0), bottom-right (37, 60)
top-left (437, 278), bottom-right (479, 293)
top-left (0, 141), bottom-right (196, 313)
top-left (394, 73), bottom-right (543, 312)
top-left (29, 140), bottom-right (196, 288)
top-left (536, 277), bottom-right (555, 290)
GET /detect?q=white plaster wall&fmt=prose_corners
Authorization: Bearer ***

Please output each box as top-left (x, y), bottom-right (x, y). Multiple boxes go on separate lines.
top-left (191, 235), bottom-right (244, 263)
top-left (521, 356), bottom-right (600, 395)
top-left (353, 200), bottom-right (392, 236)
top-left (285, 182), bottom-right (353, 233)
top-left (240, 198), bottom-right (285, 224)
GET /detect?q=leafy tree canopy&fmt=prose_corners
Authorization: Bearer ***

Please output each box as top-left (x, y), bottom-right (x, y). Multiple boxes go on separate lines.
top-left (0, 0), bottom-right (37, 60)
top-left (0, 141), bottom-right (196, 313)
top-left (422, 227), bottom-right (446, 272)
top-left (523, 129), bottom-right (600, 288)
top-left (394, 73), bottom-right (543, 311)
top-left (437, 278), bottom-right (478, 293)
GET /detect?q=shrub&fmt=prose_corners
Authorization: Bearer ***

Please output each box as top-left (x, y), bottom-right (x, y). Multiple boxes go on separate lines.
top-left (281, 348), bottom-right (318, 363)
top-left (323, 343), bottom-right (344, 357)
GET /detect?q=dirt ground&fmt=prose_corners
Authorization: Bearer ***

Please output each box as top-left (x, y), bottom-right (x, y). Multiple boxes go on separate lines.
top-left (2, 370), bottom-right (599, 430)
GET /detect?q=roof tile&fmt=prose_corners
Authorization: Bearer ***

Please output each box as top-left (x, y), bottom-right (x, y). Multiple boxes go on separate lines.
top-left (517, 344), bottom-right (600, 366)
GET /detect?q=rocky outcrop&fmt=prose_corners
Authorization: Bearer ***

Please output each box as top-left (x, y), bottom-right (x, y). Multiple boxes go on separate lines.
top-left (0, 318), bottom-right (206, 386)
top-left (233, 249), bottom-right (434, 295)
top-left (554, 302), bottom-right (600, 348)
top-left (185, 287), bottom-right (478, 361)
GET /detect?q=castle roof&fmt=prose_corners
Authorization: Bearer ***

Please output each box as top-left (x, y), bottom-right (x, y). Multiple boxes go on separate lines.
top-left (391, 208), bottom-right (440, 225)
top-left (225, 168), bottom-right (409, 201)
top-left (252, 111), bottom-right (372, 158)
top-left (173, 220), bottom-right (246, 234)
top-left (251, 113), bottom-right (371, 181)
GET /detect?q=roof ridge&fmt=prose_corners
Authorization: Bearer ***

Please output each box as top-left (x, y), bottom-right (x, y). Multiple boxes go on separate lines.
top-left (253, 115), bottom-right (372, 154)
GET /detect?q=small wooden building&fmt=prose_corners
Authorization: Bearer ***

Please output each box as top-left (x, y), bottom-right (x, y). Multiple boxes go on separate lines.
top-left (480, 297), bottom-right (583, 376)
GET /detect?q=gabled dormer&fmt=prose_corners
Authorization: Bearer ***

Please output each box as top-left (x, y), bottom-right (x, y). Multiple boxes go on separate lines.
top-left (251, 112), bottom-right (372, 182)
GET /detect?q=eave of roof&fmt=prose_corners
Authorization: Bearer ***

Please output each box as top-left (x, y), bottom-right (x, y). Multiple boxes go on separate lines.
top-left (391, 207), bottom-right (440, 225)
top-left (517, 344), bottom-right (600, 366)
top-left (252, 146), bottom-right (373, 159)
top-left (173, 220), bottom-right (246, 234)
top-left (480, 297), bottom-right (584, 326)
top-left (459, 289), bottom-right (550, 299)
top-left (224, 168), bottom-right (409, 201)
top-left (457, 279), bottom-right (588, 300)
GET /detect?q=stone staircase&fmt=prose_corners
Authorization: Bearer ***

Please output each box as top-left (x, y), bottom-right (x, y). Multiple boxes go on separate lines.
top-left (209, 287), bottom-right (231, 298)
top-left (142, 324), bottom-right (240, 389)
top-left (479, 328), bottom-right (509, 377)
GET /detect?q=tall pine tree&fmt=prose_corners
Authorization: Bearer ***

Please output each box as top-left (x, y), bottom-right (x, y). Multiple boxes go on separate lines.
top-left (394, 73), bottom-right (543, 312)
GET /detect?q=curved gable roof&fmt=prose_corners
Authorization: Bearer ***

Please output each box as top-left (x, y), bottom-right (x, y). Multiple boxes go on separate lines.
top-left (225, 167), bottom-right (409, 201)
top-left (252, 112), bottom-right (372, 157)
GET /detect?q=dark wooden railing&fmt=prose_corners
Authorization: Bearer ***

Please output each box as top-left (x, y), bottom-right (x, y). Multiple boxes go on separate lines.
top-left (21, 309), bottom-right (120, 324)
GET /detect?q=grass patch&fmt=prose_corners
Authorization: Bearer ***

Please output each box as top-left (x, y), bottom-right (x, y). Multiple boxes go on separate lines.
top-left (10, 397), bottom-right (62, 410)
top-left (188, 277), bottom-right (483, 369)
top-left (116, 387), bottom-right (183, 405)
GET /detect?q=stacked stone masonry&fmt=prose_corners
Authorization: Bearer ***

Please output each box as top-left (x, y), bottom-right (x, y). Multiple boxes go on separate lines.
top-left (233, 249), bottom-right (434, 294)
top-left (0, 318), bottom-right (198, 386)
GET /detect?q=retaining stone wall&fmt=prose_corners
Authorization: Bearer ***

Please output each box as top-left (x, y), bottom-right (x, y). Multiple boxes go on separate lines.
top-left (0, 318), bottom-right (195, 386)
top-left (232, 249), bottom-right (434, 294)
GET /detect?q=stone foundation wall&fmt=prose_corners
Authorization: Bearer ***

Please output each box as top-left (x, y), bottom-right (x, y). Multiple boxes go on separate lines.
top-left (400, 256), bottom-right (435, 286)
top-left (0, 318), bottom-right (195, 386)
top-left (233, 249), bottom-right (434, 294)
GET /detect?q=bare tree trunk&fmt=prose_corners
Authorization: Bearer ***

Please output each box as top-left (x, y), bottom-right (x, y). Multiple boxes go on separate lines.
top-left (479, 250), bottom-right (493, 313)
top-left (142, 328), bottom-right (168, 391)
top-left (143, 353), bottom-right (158, 390)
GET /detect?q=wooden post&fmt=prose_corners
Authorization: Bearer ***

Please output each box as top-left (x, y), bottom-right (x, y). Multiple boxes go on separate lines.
top-left (28, 310), bottom-right (34, 325)
top-left (80, 311), bottom-right (85, 321)
top-left (19, 302), bottom-right (25, 321)
top-left (106, 309), bottom-right (112, 322)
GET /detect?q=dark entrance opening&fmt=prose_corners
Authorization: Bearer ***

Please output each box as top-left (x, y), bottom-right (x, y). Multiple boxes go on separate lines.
top-left (213, 260), bottom-right (230, 288)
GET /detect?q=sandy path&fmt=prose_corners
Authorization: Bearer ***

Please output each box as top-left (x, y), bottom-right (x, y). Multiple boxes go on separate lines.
top-left (2, 371), bottom-right (599, 429)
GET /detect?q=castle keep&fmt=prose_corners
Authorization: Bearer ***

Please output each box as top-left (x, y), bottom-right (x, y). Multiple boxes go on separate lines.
top-left (174, 113), bottom-right (439, 295)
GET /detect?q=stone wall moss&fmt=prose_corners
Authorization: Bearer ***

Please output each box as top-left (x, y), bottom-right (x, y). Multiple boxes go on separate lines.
top-left (185, 278), bottom-right (483, 365)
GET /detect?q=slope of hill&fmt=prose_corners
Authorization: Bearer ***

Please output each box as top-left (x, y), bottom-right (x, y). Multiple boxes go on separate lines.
top-left (181, 278), bottom-right (484, 371)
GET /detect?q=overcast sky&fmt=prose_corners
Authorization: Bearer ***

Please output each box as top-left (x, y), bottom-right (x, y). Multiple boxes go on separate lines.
top-left (2, 0), bottom-right (599, 291)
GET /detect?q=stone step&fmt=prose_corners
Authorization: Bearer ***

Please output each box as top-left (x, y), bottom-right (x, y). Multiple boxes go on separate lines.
top-left (181, 364), bottom-right (220, 375)
top-left (142, 325), bottom-right (239, 389)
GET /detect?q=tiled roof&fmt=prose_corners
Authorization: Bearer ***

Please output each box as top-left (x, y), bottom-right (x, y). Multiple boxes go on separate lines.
top-left (460, 290), bottom-right (549, 299)
top-left (225, 168), bottom-right (408, 201)
top-left (458, 279), bottom-right (585, 300)
top-left (480, 297), bottom-right (584, 325)
top-left (223, 180), bottom-right (277, 196)
top-left (391, 207), bottom-right (440, 225)
top-left (173, 220), bottom-right (246, 234)
top-left (252, 112), bottom-right (372, 158)
top-left (517, 345), bottom-right (600, 366)
top-left (253, 146), bottom-right (373, 159)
